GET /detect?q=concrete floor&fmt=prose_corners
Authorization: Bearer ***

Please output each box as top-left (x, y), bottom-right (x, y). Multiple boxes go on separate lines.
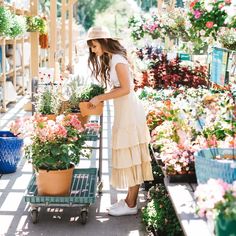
top-left (0, 95), bottom-right (148, 236)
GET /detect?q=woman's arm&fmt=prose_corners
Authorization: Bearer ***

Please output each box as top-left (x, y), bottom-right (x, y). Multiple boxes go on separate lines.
top-left (89, 63), bottom-right (130, 106)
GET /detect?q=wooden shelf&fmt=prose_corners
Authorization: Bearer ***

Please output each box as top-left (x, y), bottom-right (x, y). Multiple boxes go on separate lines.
top-left (0, 2), bottom-right (33, 112)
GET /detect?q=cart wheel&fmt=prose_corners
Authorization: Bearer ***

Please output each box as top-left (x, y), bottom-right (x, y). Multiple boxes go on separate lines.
top-left (97, 181), bottom-right (103, 194)
top-left (31, 209), bottom-right (39, 224)
top-left (80, 211), bottom-right (88, 225)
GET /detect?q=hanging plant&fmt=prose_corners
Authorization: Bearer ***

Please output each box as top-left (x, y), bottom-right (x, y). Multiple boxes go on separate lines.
top-left (8, 15), bottom-right (27, 38)
top-left (26, 16), bottom-right (47, 34)
top-left (0, 6), bottom-right (13, 36)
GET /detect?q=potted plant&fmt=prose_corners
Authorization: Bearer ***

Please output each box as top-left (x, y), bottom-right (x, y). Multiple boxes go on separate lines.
top-left (59, 79), bottom-right (89, 126)
top-left (35, 86), bottom-right (62, 120)
top-left (11, 114), bottom-right (89, 196)
top-left (195, 178), bottom-right (236, 236)
top-left (78, 84), bottom-right (105, 116)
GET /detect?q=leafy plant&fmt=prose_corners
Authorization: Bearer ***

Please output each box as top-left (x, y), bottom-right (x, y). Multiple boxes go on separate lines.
top-left (9, 15), bottom-right (27, 38)
top-left (26, 16), bottom-right (47, 34)
top-left (0, 6), bottom-right (13, 36)
top-left (35, 88), bottom-right (61, 115)
top-left (142, 184), bottom-right (183, 236)
top-left (78, 84), bottom-right (105, 102)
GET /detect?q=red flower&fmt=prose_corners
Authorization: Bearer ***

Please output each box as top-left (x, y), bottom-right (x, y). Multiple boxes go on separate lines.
top-left (206, 21), bottom-right (214, 28)
top-left (225, 0), bottom-right (231, 4)
top-left (190, 0), bottom-right (198, 9)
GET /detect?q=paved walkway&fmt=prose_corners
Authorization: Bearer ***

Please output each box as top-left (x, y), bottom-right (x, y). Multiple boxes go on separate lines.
top-left (0, 96), bottom-right (147, 236)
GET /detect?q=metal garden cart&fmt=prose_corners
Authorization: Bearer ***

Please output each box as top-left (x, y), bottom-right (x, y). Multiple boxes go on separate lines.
top-left (24, 115), bottom-right (104, 225)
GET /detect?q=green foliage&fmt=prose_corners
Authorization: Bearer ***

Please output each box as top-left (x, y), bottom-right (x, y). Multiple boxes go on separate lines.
top-left (128, 15), bottom-right (145, 41)
top-left (77, 0), bottom-right (113, 30)
top-left (9, 15), bottom-right (27, 38)
top-left (142, 184), bottom-right (183, 236)
top-left (26, 16), bottom-right (47, 34)
top-left (78, 84), bottom-right (105, 102)
top-left (35, 89), bottom-right (61, 115)
top-left (0, 6), bottom-right (13, 36)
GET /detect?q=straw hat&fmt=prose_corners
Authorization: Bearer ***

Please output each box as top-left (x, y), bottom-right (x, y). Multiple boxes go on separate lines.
top-left (86, 26), bottom-right (120, 41)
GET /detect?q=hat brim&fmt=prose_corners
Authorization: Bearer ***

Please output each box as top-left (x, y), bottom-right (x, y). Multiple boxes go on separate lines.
top-left (86, 36), bottom-right (121, 41)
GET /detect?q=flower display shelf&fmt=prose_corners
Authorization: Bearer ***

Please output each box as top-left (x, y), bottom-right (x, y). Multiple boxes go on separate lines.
top-left (24, 168), bottom-right (97, 224)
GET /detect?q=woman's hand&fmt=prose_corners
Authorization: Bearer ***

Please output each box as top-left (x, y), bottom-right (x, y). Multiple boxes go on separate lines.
top-left (89, 96), bottom-right (101, 107)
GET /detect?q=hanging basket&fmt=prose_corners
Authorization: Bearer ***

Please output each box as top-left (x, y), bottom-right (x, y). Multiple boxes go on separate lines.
top-left (0, 131), bottom-right (23, 174)
top-left (194, 148), bottom-right (236, 184)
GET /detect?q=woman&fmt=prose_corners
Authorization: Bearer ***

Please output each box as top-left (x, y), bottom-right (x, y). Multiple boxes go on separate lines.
top-left (87, 26), bottom-right (153, 216)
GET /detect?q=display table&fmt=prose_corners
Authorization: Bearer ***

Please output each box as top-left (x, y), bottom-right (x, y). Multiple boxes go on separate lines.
top-left (164, 178), bottom-right (214, 236)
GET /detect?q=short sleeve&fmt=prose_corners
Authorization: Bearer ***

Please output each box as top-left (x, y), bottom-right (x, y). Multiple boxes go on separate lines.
top-left (113, 54), bottom-right (128, 67)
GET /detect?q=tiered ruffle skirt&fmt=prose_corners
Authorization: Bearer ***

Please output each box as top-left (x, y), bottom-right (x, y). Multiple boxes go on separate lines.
top-left (111, 91), bottom-right (153, 189)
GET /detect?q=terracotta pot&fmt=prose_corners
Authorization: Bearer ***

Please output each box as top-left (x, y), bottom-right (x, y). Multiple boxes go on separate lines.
top-left (43, 114), bottom-right (56, 121)
top-left (79, 102), bottom-right (103, 117)
top-left (36, 165), bottom-right (74, 196)
top-left (39, 34), bottom-right (49, 49)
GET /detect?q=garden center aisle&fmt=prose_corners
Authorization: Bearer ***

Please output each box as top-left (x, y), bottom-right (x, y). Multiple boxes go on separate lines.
top-left (0, 62), bottom-right (147, 236)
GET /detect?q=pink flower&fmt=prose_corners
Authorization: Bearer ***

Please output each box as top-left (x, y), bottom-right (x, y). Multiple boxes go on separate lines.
top-left (218, 3), bottom-right (225, 9)
top-left (206, 21), bottom-right (214, 28)
top-left (225, 0), bottom-right (231, 4)
top-left (194, 10), bottom-right (202, 19)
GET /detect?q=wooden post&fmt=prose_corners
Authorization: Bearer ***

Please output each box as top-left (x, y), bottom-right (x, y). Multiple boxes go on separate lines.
top-left (49, 0), bottom-right (57, 78)
top-left (157, 0), bottom-right (163, 14)
top-left (30, 0), bottom-right (39, 84)
top-left (68, 0), bottom-right (74, 72)
top-left (61, 0), bottom-right (66, 75)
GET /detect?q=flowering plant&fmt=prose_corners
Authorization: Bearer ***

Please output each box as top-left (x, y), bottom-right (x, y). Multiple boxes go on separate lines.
top-left (160, 144), bottom-right (196, 175)
top-left (218, 27), bottom-right (236, 51)
top-left (10, 114), bottom-right (89, 171)
top-left (188, 0), bottom-right (230, 40)
top-left (195, 179), bottom-right (236, 220)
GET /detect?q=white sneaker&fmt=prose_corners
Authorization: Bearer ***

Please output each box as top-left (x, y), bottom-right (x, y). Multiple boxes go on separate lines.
top-left (109, 199), bottom-right (125, 210)
top-left (108, 201), bottom-right (138, 216)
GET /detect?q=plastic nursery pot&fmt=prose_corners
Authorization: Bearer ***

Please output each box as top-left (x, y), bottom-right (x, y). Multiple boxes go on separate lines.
top-left (79, 102), bottom-right (103, 117)
top-left (215, 214), bottom-right (236, 236)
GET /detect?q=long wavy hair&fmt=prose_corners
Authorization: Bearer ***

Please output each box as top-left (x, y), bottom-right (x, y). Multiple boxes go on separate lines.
top-left (87, 38), bottom-right (127, 87)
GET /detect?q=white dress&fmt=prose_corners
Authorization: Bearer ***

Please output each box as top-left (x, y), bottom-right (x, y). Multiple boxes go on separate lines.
top-left (110, 54), bottom-right (153, 188)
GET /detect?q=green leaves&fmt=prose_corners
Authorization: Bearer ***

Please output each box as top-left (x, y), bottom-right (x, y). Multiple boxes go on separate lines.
top-left (78, 84), bottom-right (105, 102)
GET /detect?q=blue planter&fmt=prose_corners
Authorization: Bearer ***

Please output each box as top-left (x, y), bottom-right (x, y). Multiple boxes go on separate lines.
top-left (194, 148), bottom-right (236, 184)
top-left (0, 131), bottom-right (23, 174)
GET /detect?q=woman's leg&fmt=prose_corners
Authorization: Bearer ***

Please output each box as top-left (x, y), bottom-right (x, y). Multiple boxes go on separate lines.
top-left (125, 185), bottom-right (140, 208)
